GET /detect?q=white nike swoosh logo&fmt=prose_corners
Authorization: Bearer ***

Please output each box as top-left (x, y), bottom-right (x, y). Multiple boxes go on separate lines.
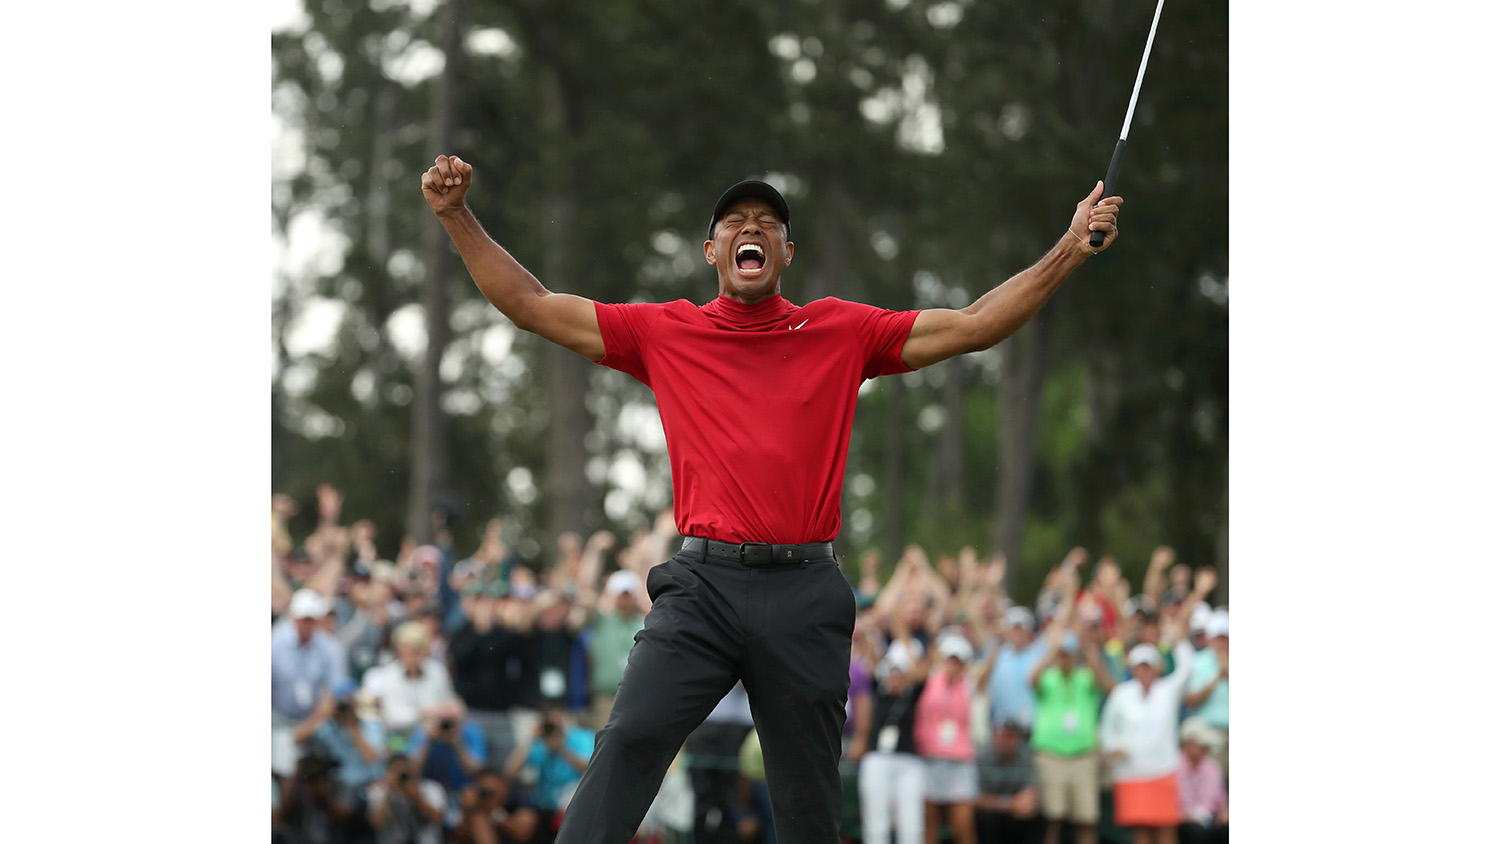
top-left (789, 319), bottom-right (809, 330)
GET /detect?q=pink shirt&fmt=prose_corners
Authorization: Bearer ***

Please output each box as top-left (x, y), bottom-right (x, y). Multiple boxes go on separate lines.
top-left (913, 670), bottom-right (976, 762)
top-left (1176, 754), bottom-right (1227, 820)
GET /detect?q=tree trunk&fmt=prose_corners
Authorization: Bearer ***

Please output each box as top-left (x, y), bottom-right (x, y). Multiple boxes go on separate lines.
top-left (992, 315), bottom-right (1048, 587)
top-left (537, 62), bottom-right (592, 553)
top-left (927, 361), bottom-right (967, 535)
top-left (810, 179), bottom-right (849, 302)
top-left (406, 0), bottom-right (465, 543)
top-left (881, 375), bottom-right (906, 566)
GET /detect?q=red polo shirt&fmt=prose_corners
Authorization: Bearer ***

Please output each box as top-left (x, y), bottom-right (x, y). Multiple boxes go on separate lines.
top-left (594, 294), bottom-right (919, 544)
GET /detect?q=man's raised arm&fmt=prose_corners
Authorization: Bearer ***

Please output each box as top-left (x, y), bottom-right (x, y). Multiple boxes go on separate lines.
top-left (900, 182), bottom-right (1123, 370)
top-left (422, 155), bottom-right (605, 362)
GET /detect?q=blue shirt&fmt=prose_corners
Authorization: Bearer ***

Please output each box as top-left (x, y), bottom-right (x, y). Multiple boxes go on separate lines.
top-left (408, 722), bottom-right (488, 796)
top-left (271, 621), bottom-right (349, 721)
top-left (526, 728), bottom-right (596, 810)
top-left (1188, 648), bottom-right (1229, 730)
top-left (988, 638), bottom-right (1047, 728)
top-left (310, 719), bottom-right (387, 788)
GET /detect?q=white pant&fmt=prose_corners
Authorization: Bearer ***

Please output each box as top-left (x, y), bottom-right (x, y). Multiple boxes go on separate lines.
top-left (859, 752), bottom-right (925, 844)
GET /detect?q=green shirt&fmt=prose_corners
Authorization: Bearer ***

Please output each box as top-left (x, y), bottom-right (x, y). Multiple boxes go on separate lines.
top-left (590, 609), bottom-right (645, 695)
top-left (1030, 665), bottom-right (1103, 757)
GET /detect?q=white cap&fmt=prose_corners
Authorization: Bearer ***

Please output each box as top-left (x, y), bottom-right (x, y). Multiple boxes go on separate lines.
top-left (876, 643), bottom-right (918, 681)
top-left (1188, 601), bottom-right (1213, 634)
top-left (1205, 609), bottom-right (1230, 639)
top-left (1003, 606), bottom-right (1036, 632)
top-left (1127, 643), bottom-right (1163, 670)
top-left (938, 635), bottom-right (974, 662)
top-left (1180, 717), bottom-right (1222, 749)
top-left (877, 638), bottom-right (925, 681)
top-left (603, 569), bottom-right (643, 599)
top-left (289, 588), bottom-right (331, 620)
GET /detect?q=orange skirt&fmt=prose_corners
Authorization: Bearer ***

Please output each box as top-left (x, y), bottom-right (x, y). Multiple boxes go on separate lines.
top-left (1114, 773), bottom-right (1181, 828)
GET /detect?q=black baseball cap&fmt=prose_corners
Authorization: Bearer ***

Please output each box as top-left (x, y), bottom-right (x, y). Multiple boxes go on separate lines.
top-left (708, 180), bottom-right (790, 240)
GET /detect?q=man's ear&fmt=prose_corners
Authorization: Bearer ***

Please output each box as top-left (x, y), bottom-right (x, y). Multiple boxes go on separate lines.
top-left (784, 241), bottom-right (795, 265)
top-left (704, 240), bottom-right (716, 264)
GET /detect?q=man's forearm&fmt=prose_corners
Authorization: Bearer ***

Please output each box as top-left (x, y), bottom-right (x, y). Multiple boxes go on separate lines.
top-left (436, 206), bottom-right (552, 331)
top-left (960, 240), bottom-right (1087, 350)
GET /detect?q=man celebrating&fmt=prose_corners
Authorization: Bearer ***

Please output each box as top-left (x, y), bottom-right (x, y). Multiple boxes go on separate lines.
top-left (421, 156), bottom-right (1122, 844)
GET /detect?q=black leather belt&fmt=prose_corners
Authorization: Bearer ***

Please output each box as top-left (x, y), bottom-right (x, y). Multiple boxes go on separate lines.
top-left (681, 536), bottom-right (836, 566)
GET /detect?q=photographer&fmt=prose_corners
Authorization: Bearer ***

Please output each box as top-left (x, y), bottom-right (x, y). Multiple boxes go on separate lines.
top-left (294, 681), bottom-right (387, 792)
top-left (367, 756), bottom-right (447, 844)
top-left (408, 697), bottom-right (488, 800)
top-left (502, 708), bottom-right (594, 837)
top-left (280, 751), bottom-right (357, 844)
top-left (455, 768), bottom-right (541, 844)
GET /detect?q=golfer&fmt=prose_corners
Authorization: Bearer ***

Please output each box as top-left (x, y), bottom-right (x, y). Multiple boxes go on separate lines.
top-left (421, 155), bottom-right (1123, 844)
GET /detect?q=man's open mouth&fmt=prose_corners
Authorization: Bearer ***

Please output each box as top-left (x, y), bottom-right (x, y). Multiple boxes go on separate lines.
top-left (735, 243), bottom-right (766, 273)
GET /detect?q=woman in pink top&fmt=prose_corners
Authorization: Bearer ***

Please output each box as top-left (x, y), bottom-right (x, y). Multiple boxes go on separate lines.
top-left (1176, 719), bottom-right (1228, 844)
top-left (914, 635), bottom-right (979, 844)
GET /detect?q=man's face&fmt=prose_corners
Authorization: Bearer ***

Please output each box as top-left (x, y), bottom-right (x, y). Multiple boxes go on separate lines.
top-left (1138, 619), bottom-right (1161, 645)
top-left (1212, 635), bottom-right (1228, 659)
top-left (614, 590), bottom-right (638, 616)
top-left (704, 198), bottom-right (794, 304)
top-left (539, 600), bottom-right (570, 630)
top-left (294, 616), bottom-right (319, 642)
top-left (1005, 624), bottom-right (1031, 649)
top-left (396, 641), bottom-right (425, 671)
top-left (996, 727), bottom-right (1021, 756)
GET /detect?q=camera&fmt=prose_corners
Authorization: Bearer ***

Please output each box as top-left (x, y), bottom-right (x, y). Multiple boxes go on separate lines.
top-left (438, 718), bottom-right (456, 732)
top-left (397, 771), bottom-right (411, 785)
top-left (335, 701), bottom-right (354, 719)
top-left (477, 787), bottom-right (495, 801)
top-left (299, 754), bottom-right (340, 782)
top-left (541, 721), bottom-right (559, 737)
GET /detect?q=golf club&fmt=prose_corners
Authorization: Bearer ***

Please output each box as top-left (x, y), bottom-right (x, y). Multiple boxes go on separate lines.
top-left (1092, 0), bottom-right (1166, 248)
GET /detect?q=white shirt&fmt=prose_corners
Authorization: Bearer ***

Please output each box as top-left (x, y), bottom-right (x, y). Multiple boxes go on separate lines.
top-left (1098, 640), bottom-right (1196, 781)
top-left (361, 658), bottom-right (455, 732)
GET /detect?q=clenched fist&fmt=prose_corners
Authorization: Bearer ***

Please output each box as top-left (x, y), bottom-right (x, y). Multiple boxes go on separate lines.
top-left (422, 154), bottom-right (473, 216)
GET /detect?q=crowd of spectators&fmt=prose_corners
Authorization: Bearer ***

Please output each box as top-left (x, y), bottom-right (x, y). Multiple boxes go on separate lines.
top-left (272, 486), bottom-right (1228, 844)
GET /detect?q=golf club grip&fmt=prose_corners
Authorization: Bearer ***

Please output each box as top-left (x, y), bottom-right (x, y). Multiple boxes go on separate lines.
top-left (1091, 138), bottom-right (1127, 247)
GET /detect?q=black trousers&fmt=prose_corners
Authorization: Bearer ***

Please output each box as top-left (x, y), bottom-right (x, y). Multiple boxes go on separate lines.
top-left (555, 550), bottom-right (856, 844)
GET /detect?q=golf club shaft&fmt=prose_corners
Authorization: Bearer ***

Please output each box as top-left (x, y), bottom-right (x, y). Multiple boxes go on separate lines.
top-left (1092, 0), bottom-right (1165, 247)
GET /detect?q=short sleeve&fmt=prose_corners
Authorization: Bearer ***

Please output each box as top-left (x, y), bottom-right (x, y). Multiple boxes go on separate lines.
top-left (1189, 651), bottom-right (1217, 694)
top-left (464, 724), bottom-right (488, 763)
top-left (593, 301), bottom-right (667, 385)
top-left (845, 301), bottom-right (920, 380)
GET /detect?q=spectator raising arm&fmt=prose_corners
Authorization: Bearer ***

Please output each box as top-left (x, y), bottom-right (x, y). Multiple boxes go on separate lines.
top-left (1081, 638), bottom-right (1119, 695)
top-left (1027, 621), bottom-right (1066, 690)
top-left (272, 548), bottom-right (293, 618)
top-left (1184, 650), bottom-right (1227, 709)
top-left (1142, 546), bottom-right (1174, 607)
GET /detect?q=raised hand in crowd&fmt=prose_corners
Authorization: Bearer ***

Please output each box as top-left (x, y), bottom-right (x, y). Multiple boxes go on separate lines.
top-left (272, 493), bottom-right (298, 557)
top-left (350, 519), bottom-right (378, 564)
top-left (1143, 544), bottom-right (1175, 605)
